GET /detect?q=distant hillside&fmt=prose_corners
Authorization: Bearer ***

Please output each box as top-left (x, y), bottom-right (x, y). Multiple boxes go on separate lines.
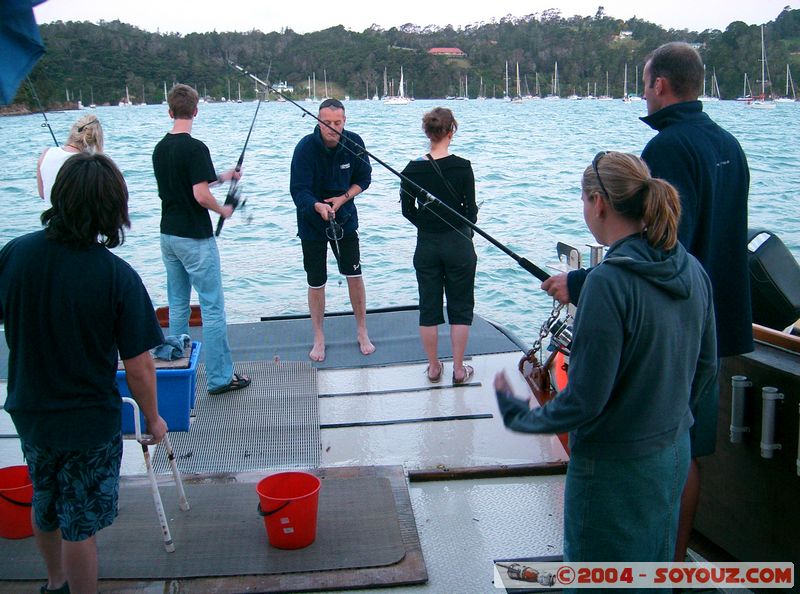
top-left (12, 6), bottom-right (800, 108)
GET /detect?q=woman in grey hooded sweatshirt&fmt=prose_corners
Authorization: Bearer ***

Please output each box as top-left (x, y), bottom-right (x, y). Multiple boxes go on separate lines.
top-left (495, 152), bottom-right (717, 569)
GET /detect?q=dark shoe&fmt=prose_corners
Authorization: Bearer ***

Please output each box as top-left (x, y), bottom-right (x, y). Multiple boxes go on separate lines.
top-left (41, 582), bottom-right (70, 594)
top-left (452, 364), bottom-right (474, 385)
top-left (208, 373), bottom-right (251, 395)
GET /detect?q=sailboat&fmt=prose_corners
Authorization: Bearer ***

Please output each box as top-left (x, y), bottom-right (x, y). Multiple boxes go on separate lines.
top-left (119, 85), bottom-right (131, 107)
top-left (89, 87), bottom-right (96, 109)
top-left (305, 73), bottom-right (317, 102)
top-left (775, 64), bottom-right (797, 103)
top-left (629, 65), bottom-right (642, 101)
top-left (322, 69), bottom-right (330, 101)
top-left (545, 62), bottom-right (559, 100)
top-left (511, 62), bottom-right (523, 103)
top-left (503, 61), bottom-right (511, 101)
top-left (736, 73), bottom-right (753, 101)
top-left (477, 76), bottom-right (486, 100)
top-left (598, 72), bottom-right (613, 100)
top-left (455, 75), bottom-right (469, 100)
top-left (699, 65), bottom-right (720, 102)
top-left (749, 26), bottom-right (776, 109)
top-left (163, 81), bottom-right (169, 105)
top-left (622, 64), bottom-right (631, 103)
top-left (384, 67), bottom-right (411, 104)
top-left (137, 86), bottom-right (146, 106)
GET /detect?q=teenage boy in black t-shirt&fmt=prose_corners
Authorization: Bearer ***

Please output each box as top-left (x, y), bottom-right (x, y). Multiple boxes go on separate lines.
top-left (152, 83), bottom-right (250, 395)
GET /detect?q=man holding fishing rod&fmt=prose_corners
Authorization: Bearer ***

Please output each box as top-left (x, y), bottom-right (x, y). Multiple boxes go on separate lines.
top-left (153, 83), bottom-right (251, 395)
top-left (290, 98), bottom-right (375, 362)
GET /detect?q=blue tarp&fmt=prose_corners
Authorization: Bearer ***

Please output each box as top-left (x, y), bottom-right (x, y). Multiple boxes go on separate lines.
top-left (0, 0), bottom-right (47, 104)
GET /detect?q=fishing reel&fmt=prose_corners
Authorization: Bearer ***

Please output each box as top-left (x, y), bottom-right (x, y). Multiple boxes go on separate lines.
top-left (547, 314), bottom-right (573, 356)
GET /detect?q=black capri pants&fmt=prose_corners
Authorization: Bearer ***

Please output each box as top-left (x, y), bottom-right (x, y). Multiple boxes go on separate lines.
top-left (414, 228), bottom-right (477, 326)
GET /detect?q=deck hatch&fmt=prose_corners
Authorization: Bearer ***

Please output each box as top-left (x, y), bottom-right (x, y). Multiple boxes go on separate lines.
top-left (153, 360), bottom-right (320, 473)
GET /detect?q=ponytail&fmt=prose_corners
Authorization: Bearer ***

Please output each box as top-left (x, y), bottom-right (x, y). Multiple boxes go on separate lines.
top-left (642, 177), bottom-right (681, 250)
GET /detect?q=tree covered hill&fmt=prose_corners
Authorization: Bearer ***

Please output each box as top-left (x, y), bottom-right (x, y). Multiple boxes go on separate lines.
top-left (13, 6), bottom-right (800, 108)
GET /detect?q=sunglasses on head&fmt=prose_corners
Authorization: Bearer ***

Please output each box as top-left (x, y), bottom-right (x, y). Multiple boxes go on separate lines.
top-left (592, 151), bottom-right (611, 200)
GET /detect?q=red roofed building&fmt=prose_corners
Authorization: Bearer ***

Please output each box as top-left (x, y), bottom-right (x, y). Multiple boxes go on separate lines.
top-left (428, 47), bottom-right (466, 57)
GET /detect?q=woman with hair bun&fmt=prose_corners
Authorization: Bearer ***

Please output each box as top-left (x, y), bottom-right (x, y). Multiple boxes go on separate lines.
top-left (37, 113), bottom-right (104, 201)
top-left (400, 107), bottom-right (478, 385)
top-left (494, 152), bottom-right (717, 563)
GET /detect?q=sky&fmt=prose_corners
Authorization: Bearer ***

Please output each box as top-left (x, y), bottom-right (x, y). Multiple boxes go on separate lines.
top-left (33, 0), bottom-right (794, 36)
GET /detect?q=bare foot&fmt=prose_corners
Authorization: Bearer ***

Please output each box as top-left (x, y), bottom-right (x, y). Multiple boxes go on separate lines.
top-left (309, 342), bottom-right (326, 362)
top-left (358, 333), bottom-right (375, 355)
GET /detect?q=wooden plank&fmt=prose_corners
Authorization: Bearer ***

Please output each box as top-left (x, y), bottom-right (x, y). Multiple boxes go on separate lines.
top-left (753, 323), bottom-right (800, 354)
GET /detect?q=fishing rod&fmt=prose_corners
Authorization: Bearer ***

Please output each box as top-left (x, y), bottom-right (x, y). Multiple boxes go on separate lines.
top-left (228, 62), bottom-right (550, 282)
top-left (27, 76), bottom-right (58, 146)
top-left (214, 91), bottom-right (263, 236)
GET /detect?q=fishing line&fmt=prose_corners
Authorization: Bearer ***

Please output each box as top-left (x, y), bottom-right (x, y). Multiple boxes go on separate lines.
top-left (228, 62), bottom-right (550, 282)
top-left (27, 76), bottom-right (58, 146)
top-left (214, 90), bottom-right (264, 236)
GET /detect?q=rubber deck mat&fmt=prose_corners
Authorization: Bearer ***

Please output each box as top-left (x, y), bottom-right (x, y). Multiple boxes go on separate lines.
top-left (153, 359), bottom-right (320, 474)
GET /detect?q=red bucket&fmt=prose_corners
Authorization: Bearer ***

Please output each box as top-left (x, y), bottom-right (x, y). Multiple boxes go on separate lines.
top-left (256, 471), bottom-right (321, 549)
top-left (0, 465), bottom-right (33, 539)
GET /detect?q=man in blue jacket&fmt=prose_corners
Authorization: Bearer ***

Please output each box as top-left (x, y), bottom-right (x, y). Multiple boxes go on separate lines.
top-left (290, 98), bottom-right (375, 362)
top-left (542, 42), bottom-right (752, 562)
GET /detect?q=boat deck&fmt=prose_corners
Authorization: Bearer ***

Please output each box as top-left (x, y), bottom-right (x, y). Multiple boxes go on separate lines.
top-left (0, 308), bottom-right (569, 592)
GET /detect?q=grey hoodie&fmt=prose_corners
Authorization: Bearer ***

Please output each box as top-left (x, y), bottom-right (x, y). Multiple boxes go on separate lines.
top-left (497, 233), bottom-right (717, 459)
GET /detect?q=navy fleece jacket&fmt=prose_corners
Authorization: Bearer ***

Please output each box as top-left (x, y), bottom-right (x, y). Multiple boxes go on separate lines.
top-left (567, 101), bottom-right (752, 357)
top-left (290, 126), bottom-right (372, 241)
top-left (498, 235), bottom-right (717, 459)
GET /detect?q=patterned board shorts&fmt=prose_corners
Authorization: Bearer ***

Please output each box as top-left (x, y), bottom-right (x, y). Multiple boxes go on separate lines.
top-left (22, 435), bottom-right (123, 541)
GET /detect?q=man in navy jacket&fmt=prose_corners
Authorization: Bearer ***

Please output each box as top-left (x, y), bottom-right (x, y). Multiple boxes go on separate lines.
top-left (290, 99), bottom-right (374, 362)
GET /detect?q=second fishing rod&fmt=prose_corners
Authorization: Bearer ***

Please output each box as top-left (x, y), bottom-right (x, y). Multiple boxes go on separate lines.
top-left (229, 62), bottom-right (550, 283)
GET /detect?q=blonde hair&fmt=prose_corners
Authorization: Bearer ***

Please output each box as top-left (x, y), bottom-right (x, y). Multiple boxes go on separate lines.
top-left (65, 114), bottom-right (104, 153)
top-left (582, 152), bottom-right (681, 250)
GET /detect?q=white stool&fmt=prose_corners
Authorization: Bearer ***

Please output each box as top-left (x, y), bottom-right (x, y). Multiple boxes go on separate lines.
top-left (121, 397), bottom-right (189, 552)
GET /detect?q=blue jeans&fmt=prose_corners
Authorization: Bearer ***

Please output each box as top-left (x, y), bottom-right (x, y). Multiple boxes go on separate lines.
top-left (563, 431), bottom-right (690, 572)
top-left (160, 234), bottom-right (233, 392)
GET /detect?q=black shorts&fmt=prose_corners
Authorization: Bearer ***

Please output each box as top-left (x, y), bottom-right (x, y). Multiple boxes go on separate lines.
top-left (302, 233), bottom-right (362, 288)
top-left (414, 228), bottom-right (476, 326)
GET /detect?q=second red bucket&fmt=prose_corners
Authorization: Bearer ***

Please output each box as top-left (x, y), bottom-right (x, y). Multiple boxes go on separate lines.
top-left (256, 471), bottom-right (321, 549)
top-left (0, 465), bottom-right (34, 539)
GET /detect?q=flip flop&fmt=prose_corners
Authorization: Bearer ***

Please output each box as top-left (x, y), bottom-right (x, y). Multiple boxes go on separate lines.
top-left (452, 364), bottom-right (474, 385)
top-left (425, 360), bottom-right (443, 383)
top-left (209, 373), bottom-right (251, 395)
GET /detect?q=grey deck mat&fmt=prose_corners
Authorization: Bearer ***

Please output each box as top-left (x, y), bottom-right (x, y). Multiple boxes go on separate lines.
top-left (190, 307), bottom-right (522, 370)
top-left (0, 307), bottom-right (521, 379)
top-left (152, 359), bottom-right (320, 473)
top-left (1, 476), bottom-right (406, 579)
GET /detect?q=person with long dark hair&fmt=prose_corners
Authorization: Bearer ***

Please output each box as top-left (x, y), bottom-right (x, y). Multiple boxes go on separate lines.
top-left (400, 107), bottom-right (478, 384)
top-left (1, 153), bottom-right (166, 594)
top-left (495, 152), bottom-right (717, 565)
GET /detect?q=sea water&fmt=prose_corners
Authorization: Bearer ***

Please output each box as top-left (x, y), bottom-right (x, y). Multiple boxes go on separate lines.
top-left (1, 99), bottom-right (798, 346)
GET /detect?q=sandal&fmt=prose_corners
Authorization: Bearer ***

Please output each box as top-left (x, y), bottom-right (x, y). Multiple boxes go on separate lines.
top-left (425, 360), bottom-right (443, 383)
top-left (452, 364), bottom-right (474, 385)
top-left (209, 373), bottom-right (251, 395)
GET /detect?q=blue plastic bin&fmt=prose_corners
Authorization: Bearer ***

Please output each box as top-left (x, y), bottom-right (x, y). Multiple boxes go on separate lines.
top-left (118, 341), bottom-right (201, 433)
